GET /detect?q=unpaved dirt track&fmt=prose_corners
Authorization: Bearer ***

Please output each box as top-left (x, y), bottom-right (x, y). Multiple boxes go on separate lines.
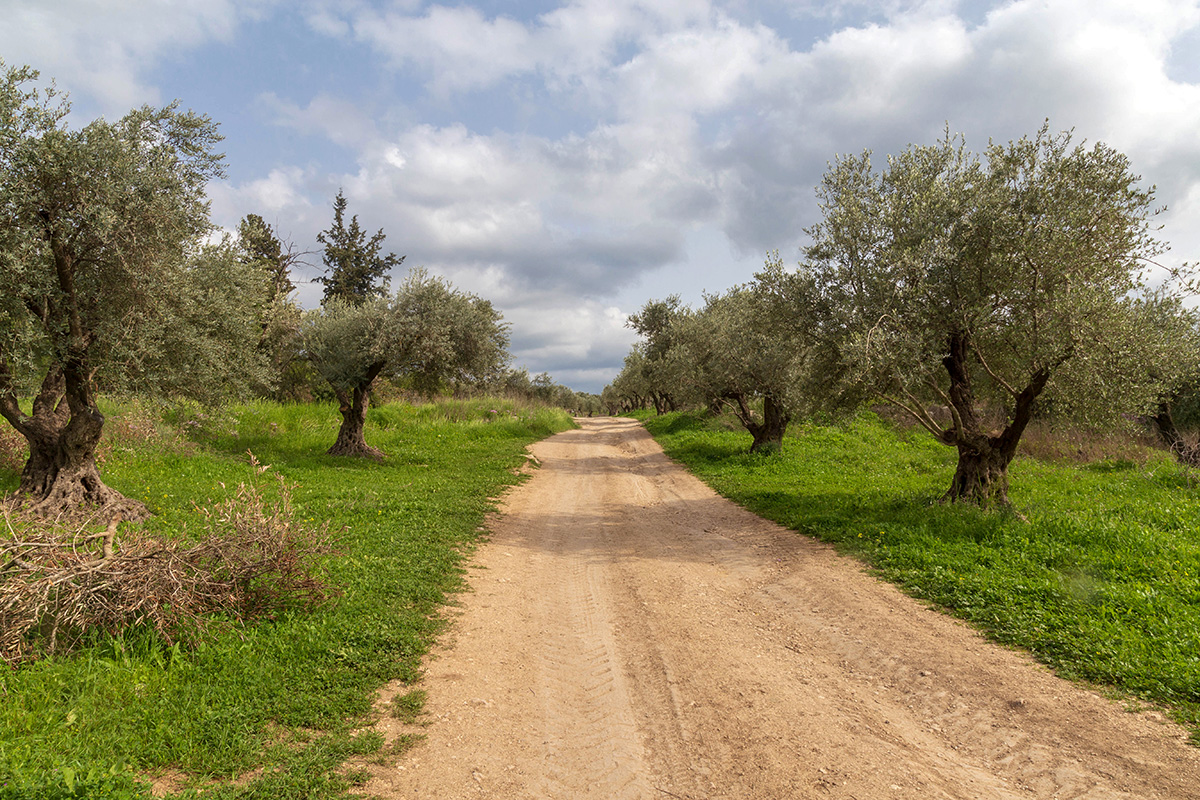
top-left (360, 418), bottom-right (1200, 799)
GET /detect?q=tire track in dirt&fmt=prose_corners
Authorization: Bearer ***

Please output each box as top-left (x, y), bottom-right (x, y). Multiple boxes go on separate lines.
top-left (534, 533), bottom-right (650, 798)
top-left (358, 418), bottom-right (1200, 799)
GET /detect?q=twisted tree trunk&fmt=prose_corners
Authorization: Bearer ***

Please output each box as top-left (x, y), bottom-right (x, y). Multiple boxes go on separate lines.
top-left (938, 332), bottom-right (1049, 505)
top-left (945, 436), bottom-right (1016, 504)
top-left (1149, 401), bottom-right (1200, 467)
top-left (728, 393), bottom-right (791, 454)
top-left (1, 364), bottom-right (147, 520)
top-left (327, 362), bottom-right (386, 459)
top-left (748, 395), bottom-right (791, 453)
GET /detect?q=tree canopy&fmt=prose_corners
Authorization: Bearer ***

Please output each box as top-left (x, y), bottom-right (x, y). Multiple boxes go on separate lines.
top-left (626, 296), bottom-right (684, 414)
top-left (805, 125), bottom-right (1187, 503)
top-left (606, 124), bottom-right (1193, 505)
top-left (0, 62), bottom-right (271, 517)
top-left (237, 213), bottom-right (298, 303)
top-left (617, 255), bottom-right (850, 452)
top-left (669, 255), bottom-right (848, 451)
top-left (303, 269), bottom-right (511, 457)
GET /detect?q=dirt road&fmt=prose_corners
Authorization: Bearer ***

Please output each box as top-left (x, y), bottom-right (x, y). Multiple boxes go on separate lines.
top-left (360, 417), bottom-right (1200, 799)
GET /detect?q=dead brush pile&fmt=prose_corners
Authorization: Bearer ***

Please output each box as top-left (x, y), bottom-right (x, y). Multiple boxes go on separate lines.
top-left (0, 464), bottom-right (337, 665)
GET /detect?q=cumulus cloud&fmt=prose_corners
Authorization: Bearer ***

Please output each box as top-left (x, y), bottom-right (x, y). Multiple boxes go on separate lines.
top-left (705, 0), bottom-right (1200, 257)
top-left (8, 0), bottom-right (1200, 390)
top-left (259, 93), bottom-right (381, 150)
top-left (353, 5), bottom-right (537, 93)
top-left (209, 166), bottom-right (316, 219)
top-left (0, 0), bottom-right (276, 114)
top-left (266, 0), bottom-right (1200, 387)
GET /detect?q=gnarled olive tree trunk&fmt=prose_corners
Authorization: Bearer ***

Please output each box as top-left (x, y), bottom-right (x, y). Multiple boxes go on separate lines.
top-left (650, 391), bottom-right (676, 415)
top-left (327, 362), bottom-right (385, 459)
top-left (1149, 400), bottom-right (1200, 468)
top-left (728, 393), bottom-right (791, 454)
top-left (1, 362), bottom-right (147, 520)
top-left (938, 332), bottom-right (1049, 505)
top-left (945, 435), bottom-right (1019, 504)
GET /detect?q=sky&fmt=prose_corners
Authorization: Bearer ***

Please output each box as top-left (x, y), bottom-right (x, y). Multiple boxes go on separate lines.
top-left (3, 0), bottom-right (1199, 393)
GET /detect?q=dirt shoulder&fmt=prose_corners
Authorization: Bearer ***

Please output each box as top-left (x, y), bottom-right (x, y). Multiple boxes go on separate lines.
top-left (359, 417), bottom-right (1200, 799)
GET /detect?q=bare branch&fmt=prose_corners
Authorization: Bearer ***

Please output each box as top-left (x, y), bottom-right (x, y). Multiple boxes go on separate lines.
top-left (970, 344), bottom-right (1018, 398)
top-left (880, 391), bottom-right (945, 440)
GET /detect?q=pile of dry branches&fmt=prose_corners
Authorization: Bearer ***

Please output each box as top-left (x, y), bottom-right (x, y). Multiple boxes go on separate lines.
top-left (0, 468), bottom-right (336, 665)
top-left (1170, 434), bottom-right (1200, 470)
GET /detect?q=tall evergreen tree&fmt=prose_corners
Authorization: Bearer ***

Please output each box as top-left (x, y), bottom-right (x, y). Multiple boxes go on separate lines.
top-left (316, 190), bottom-right (403, 306)
top-left (236, 214), bottom-right (309, 399)
top-left (237, 213), bottom-right (296, 301)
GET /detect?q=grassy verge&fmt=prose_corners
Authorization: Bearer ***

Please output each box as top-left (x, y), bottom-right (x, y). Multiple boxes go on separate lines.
top-left (639, 410), bottom-right (1200, 740)
top-left (0, 397), bottom-right (573, 799)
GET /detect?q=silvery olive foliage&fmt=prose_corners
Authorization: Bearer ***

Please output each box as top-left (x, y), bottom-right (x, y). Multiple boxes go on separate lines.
top-left (626, 296), bottom-right (685, 414)
top-left (302, 269), bottom-right (510, 457)
top-left (805, 125), bottom-right (1193, 502)
top-left (0, 61), bottom-right (274, 515)
top-left (608, 124), bottom-right (1194, 504)
top-left (665, 254), bottom-right (849, 451)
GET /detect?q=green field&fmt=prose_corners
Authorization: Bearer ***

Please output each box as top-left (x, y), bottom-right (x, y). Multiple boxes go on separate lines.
top-left (639, 410), bottom-right (1200, 740)
top-left (0, 398), bottom-right (574, 799)
top-left (4, 402), bottom-right (1199, 798)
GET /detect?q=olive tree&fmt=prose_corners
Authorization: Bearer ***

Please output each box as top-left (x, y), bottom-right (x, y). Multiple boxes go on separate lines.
top-left (627, 297), bottom-right (684, 414)
top-left (671, 255), bottom-right (846, 452)
top-left (112, 240), bottom-right (277, 401)
top-left (303, 270), bottom-right (510, 458)
top-left (607, 347), bottom-right (652, 412)
top-left (0, 63), bottom-right (270, 518)
top-left (806, 125), bottom-right (1186, 504)
top-left (392, 271), bottom-right (509, 397)
top-left (1132, 291), bottom-right (1200, 465)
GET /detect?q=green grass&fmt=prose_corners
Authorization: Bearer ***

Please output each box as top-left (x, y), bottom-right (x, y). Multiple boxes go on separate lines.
top-left (640, 410), bottom-right (1200, 739)
top-left (388, 690), bottom-right (427, 724)
top-left (0, 397), bottom-right (573, 799)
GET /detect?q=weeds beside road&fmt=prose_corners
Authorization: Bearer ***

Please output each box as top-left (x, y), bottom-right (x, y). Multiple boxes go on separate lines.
top-left (0, 398), bottom-right (572, 799)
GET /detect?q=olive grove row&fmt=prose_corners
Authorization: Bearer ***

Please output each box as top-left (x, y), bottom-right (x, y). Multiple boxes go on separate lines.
top-left (604, 125), bottom-right (1198, 505)
top-left (0, 63), bottom-right (522, 519)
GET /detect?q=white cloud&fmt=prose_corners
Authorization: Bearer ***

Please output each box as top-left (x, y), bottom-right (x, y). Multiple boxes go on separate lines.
top-left (210, 165), bottom-right (315, 225)
top-left (351, 4), bottom-right (539, 93)
top-left (333, 0), bottom-right (720, 102)
top-left (500, 294), bottom-right (639, 383)
top-left (701, 0), bottom-right (1200, 257)
top-left (11, 0), bottom-right (1200, 390)
top-left (260, 92), bottom-right (381, 149)
top-left (0, 0), bottom-right (276, 114)
top-left (275, 0), bottom-right (1200, 387)
top-left (612, 18), bottom-right (789, 120)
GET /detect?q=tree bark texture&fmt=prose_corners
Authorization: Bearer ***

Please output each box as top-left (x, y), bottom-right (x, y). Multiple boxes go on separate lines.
top-left (327, 364), bottom-right (386, 459)
top-left (0, 365), bottom-right (147, 520)
top-left (0, 193), bottom-right (153, 519)
top-left (729, 393), bottom-right (791, 453)
top-left (651, 392), bottom-right (677, 416)
top-left (937, 332), bottom-right (1049, 505)
top-left (1149, 401), bottom-right (1200, 468)
top-left (945, 437), bottom-right (1016, 505)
